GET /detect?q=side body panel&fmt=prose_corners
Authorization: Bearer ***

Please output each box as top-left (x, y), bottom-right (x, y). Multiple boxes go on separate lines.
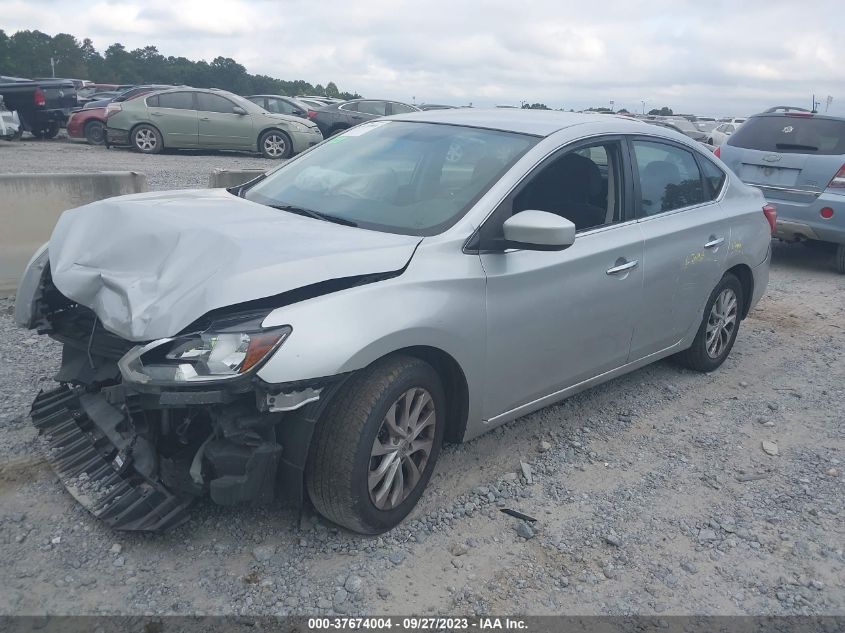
top-left (258, 238), bottom-right (487, 433)
top-left (480, 222), bottom-right (644, 420)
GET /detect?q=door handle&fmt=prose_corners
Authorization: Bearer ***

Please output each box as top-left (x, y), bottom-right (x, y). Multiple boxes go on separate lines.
top-left (606, 260), bottom-right (639, 275)
top-left (150, 112), bottom-right (163, 116)
top-left (704, 237), bottom-right (725, 249)
top-left (199, 117), bottom-right (210, 121)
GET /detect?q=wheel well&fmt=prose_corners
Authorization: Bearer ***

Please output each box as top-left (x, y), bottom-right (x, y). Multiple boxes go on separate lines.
top-left (391, 346), bottom-right (469, 445)
top-left (725, 264), bottom-right (753, 318)
top-left (329, 124), bottom-right (349, 135)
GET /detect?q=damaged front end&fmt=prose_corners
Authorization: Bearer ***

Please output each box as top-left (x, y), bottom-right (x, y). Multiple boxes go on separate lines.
top-left (25, 266), bottom-right (333, 533)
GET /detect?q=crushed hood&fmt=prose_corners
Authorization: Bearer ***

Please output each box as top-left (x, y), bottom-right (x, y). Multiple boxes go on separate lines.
top-left (48, 189), bottom-right (421, 341)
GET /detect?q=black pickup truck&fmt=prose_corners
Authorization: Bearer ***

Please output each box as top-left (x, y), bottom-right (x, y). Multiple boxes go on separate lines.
top-left (0, 76), bottom-right (78, 138)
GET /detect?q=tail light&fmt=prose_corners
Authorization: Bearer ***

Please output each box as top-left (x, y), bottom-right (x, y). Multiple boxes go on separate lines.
top-left (307, 110), bottom-right (318, 120)
top-left (820, 207), bottom-right (834, 219)
top-left (763, 204), bottom-right (777, 234)
top-left (105, 103), bottom-right (122, 119)
top-left (827, 164), bottom-right (845, 189)
top-left (33, 88), bottom-right (46, 107)
top-left (713, 146), bottom-right (721, 158)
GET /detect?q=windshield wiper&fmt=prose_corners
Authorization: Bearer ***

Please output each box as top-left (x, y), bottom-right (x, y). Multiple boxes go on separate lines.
top-left (775, 143), bottom-right (818, 151)
top-left (268, 204), bottom-right (358, 227)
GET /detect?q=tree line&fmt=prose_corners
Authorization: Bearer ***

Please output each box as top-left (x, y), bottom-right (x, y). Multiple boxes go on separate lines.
top-left (0, 29), bottom-right (361, 99)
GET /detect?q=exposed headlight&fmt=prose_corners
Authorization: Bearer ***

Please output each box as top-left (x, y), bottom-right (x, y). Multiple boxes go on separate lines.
top-left (119, 324), bottom-right (291, 385)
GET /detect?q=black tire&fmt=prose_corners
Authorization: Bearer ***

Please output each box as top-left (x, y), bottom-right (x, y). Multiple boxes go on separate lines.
top-left (84, 120), bottom-right (106, 145)
top-left (258, 129), bottom-right (292, 159)
top-left (328, 126), bottom-right (348, 137)
top-left (306, 355), bottom-right (446, 534)
top-left (836, 244), bottom-right (845, 274)
top-left (32, 123), bottom-right (59, 139)
top-left (676, 273), bottom-right (744, 372)
top-left (131, 124), bottom-right (163, 154)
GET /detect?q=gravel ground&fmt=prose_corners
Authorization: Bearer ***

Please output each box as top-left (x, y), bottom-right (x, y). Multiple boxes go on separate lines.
top-left (0, 134), bottom-right (270, 190)
top-left (0, 140), bottom-right (843, 616)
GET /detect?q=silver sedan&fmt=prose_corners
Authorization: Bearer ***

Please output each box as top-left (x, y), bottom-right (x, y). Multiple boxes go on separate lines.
top-left (16, 110), bottom-right (773, 534)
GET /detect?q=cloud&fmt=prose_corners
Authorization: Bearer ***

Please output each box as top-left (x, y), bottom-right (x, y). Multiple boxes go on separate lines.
top-left (4, 0), bottom-right (844, 115)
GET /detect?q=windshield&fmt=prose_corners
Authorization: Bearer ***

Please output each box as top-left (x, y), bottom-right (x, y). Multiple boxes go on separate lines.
top-left (244, 121), bottom-right (538, 235)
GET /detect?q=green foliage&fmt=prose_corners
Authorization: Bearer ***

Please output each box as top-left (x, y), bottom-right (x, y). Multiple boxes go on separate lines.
top-left (648, 106), bottom-right (673, 116)
top-left (0, 29), bottom-right (361, 99)
top-left (521, 102), bottom-right (550, 110)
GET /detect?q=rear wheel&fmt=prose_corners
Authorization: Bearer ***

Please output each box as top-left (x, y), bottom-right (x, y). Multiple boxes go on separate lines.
top-left (676, 273), bottom-right (744, 372)
top-left (259, 129), bottom-right (292, 159)
top-left (131, 124), bottom-right (163, 154)
top-left (32, 122), bottom-right (60, 139)
top-left (84, 120), bottom-right (106, 145)
top-left (836, 244), bottom-right (845, 274)
top-left (328, 126), bottom-right (348, 137)
top-left (306, 355), bottom-right (445, 534)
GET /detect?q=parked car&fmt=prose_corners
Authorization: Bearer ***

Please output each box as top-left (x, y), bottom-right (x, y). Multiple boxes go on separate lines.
top-left (245, 94), bottom-right (312, 118)
top-left (708, 122), bottom-right (740, 146)
top-left (0, 76), bottom-right (77, 137)
top-left (717, 111), bottom-right (845, 272)
top-left (296, 95), bottom-right (344, 104)
top-left (0, 95), bottom-right (21, 140)
top-left (308, 98), bottom-right (420, 137)
top-left (85, 85), bottom-right (178, 109)
top-left (105, 87), bottom-right (322, 158)
top-left (648, 118), bottom-right (708, 142)
top-left (418, 104), bottom-right (459, 110)
top-left (16, 110), bottom-right (772, 534)
top-left (718, 117), bottom-right (747, 125)
top-left (69, 86), bottom-right (176, 145)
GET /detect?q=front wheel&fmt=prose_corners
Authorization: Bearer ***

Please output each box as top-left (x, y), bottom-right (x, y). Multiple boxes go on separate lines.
top-left (259, 129), bottom-right (292, 159)
top-left (306, 355), bottom-right (445, 534)
top-left (836, 244), bottom-right (845, 274)
top-left (676, 273), bottom-right (744, 372)
top-left (131, 124), bottom-right (163, 154)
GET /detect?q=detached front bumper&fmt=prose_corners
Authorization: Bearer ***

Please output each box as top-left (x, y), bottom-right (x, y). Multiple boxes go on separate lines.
top-left (31, 386), bottom-right (193, 532)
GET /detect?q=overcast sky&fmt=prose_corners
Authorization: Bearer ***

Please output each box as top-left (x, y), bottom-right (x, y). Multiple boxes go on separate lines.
top-left (5, 0), bottom-right (844, 116)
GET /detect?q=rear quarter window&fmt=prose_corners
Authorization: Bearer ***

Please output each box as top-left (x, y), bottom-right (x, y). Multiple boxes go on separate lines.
top-left (728, 116), bottom-right (845, 155)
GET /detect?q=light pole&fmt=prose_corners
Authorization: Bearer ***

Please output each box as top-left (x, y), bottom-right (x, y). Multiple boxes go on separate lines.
top-left (641, 100), bottom-right (646, 114)
top-left (609, 99), bottom-right (614, 112)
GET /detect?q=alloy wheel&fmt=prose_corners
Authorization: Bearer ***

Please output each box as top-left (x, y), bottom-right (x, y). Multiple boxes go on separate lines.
top-left (263, 133), bottom-right (286, 157)
top-left (368, 387), bottom-right (436, 510)
top-left (705, 288), bottom-right (738, 358)
top-left (135, 128), bottom-right (157, 151)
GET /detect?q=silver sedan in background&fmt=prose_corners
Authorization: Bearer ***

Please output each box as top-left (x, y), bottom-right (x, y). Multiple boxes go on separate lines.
top-left (16, 110), bottom-right (773, 534)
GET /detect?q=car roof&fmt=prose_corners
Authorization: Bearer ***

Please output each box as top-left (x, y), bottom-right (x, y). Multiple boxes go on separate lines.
top-left (386, 108), bottom-right (657, 137)
top-left (747, 111), bottom-right (845, 122)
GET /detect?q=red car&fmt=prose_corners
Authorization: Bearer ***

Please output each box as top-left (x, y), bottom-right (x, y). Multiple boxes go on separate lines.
top-left (66, 106), bottom-right (107, 144)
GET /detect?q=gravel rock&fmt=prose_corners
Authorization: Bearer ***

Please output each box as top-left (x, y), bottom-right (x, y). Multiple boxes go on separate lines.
top-left (252, 545), bottom-right (276, 563)
top-left (516, 523), bottom-right (535, 540)
top-left (344, 575), bottom-right (364, 593)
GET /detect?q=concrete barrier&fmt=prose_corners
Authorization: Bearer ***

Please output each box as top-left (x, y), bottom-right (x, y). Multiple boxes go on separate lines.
top-left (0, 172), bottom-right (148, 295)
top-left (208, 168), bottom-right (268, 189)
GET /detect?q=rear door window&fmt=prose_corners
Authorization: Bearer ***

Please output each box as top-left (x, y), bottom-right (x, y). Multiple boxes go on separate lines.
top-left (156, 92), bottom-right (195, 110)
top-left (357, 101), bottom-right (388, 116)
top-left (728, 116), bottom-right (845, 155)
top-left (390, 102), bottom-right (416, 115)
top-left (632, 140), bottom-right (706, 215)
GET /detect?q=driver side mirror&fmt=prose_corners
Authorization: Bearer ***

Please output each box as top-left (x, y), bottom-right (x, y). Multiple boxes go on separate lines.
top-left (232, 106), bottom-right (247, 115)
top-left (502, 210), bottom-right (576, 251)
